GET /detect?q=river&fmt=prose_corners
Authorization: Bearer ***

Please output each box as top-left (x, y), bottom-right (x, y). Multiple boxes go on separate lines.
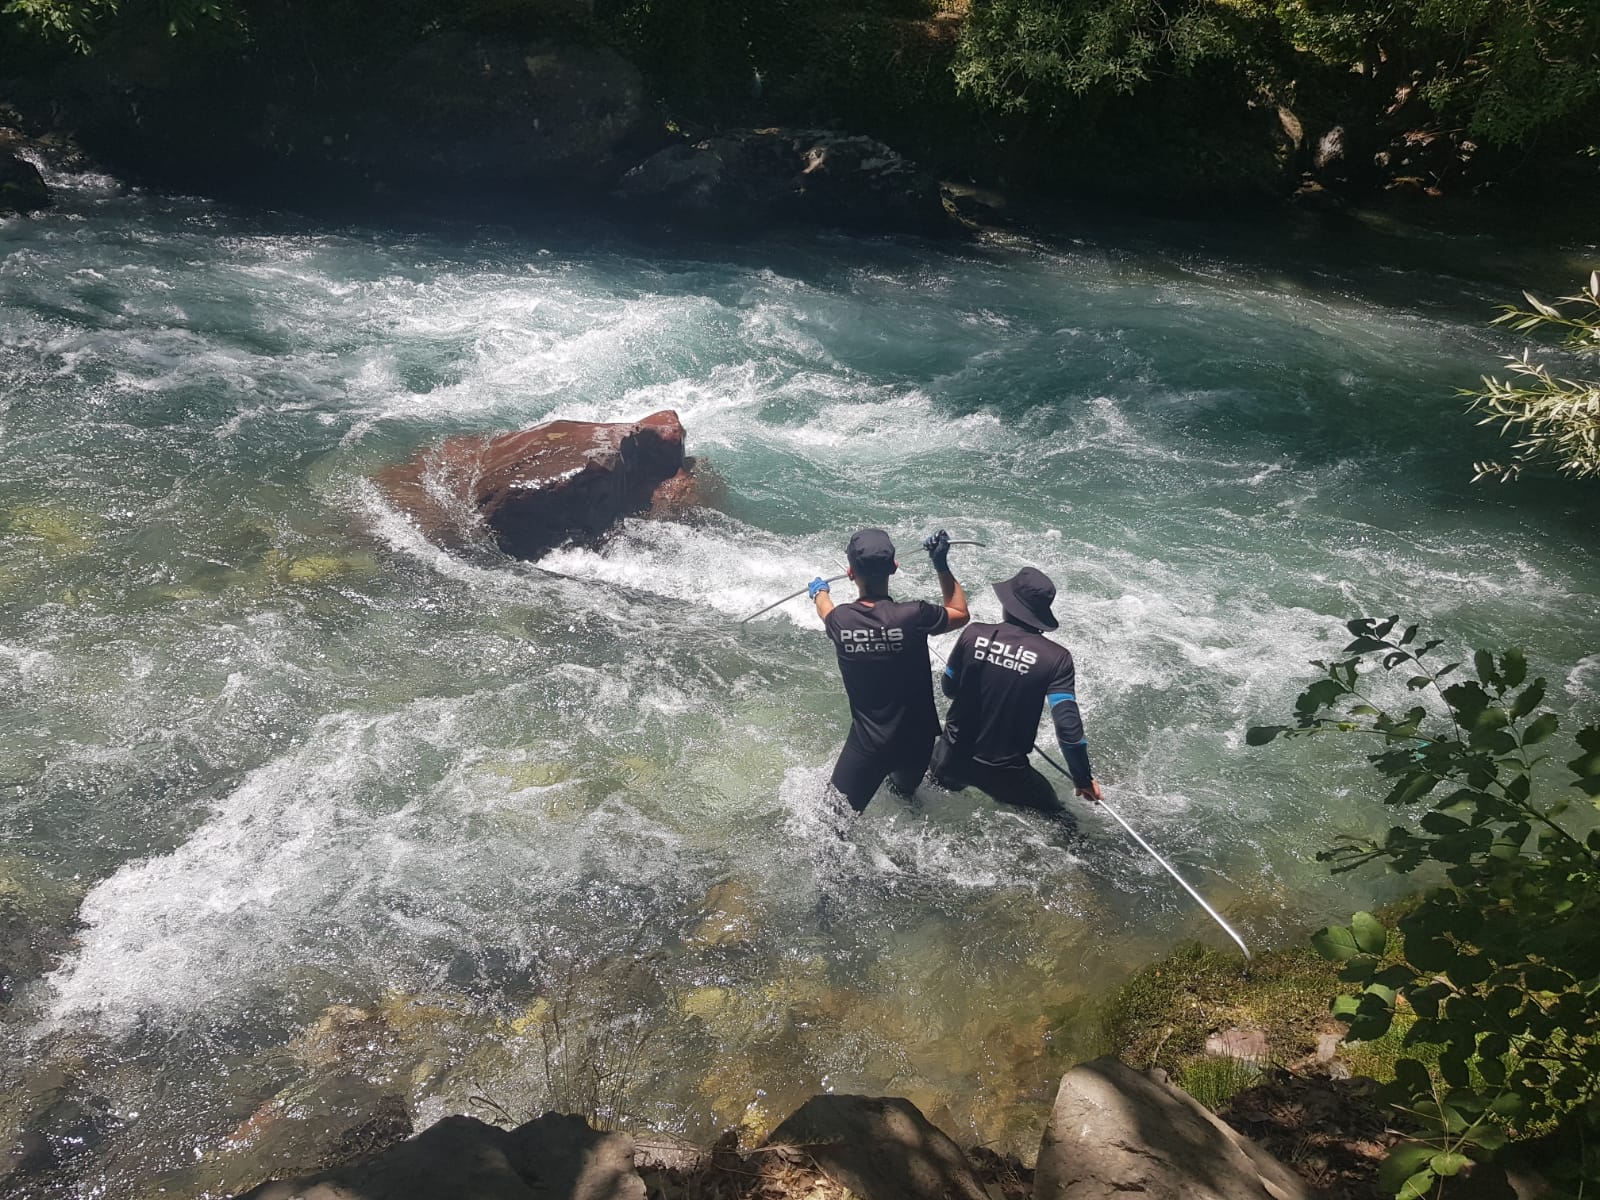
top-left (2, 165), bottom-right (1597, 1198)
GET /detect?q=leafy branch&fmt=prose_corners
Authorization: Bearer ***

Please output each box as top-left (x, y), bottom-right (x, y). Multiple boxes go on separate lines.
top-left (1467, 273), bottom-right (1600, 483)
top-left (1251, 616), bottom-right (1600, 1197)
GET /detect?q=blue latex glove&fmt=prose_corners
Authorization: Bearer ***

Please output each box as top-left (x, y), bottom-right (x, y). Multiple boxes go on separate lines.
top-left (922, 529), bottom-right (951, 573)
top-left (808, 577), bottom-right (831, 599)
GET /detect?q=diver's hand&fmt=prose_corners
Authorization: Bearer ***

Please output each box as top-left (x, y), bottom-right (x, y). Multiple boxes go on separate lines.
top-left (923, 529), bottom-right (951, 573)
top-left (807, 577), bottom-right (831, 600)
top-left (1076, 780), bottom-right (1103, 804)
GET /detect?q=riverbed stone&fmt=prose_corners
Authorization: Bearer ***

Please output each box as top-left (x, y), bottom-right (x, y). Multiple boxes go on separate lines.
top-left (1205, 1027), bottom-right (1269, 1062)
top-left (375, 410), bottom-right (704, 559)
top-left (762, 1095), bottom-right (989, 1200)
top-left (235, 1112), bottom-right (646, 1200)
top-left (1034, 1057), bottom-right (1310, 1200)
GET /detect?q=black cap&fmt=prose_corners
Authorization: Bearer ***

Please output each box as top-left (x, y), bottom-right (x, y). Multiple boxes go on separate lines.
top-left (846, 528), bottom-right (897, 576)
top-left (994, 567), bottom-right (1059, 630)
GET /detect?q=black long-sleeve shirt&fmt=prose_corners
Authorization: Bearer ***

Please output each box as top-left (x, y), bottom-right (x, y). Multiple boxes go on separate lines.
top-left (940, 620), bottom-right (1094, 787)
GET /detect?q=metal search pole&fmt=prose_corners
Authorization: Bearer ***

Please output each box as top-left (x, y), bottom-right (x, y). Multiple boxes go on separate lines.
top-left (737, 540), bottom-right (988, 624)
top-left (739, 574), bottom-right (850, 624)
top-left (1033, 746), bottom-right (1252, 961)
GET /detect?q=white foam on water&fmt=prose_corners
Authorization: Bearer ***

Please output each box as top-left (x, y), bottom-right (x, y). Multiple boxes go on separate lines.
top-left (541, 516), bottom-right (838, 624)
top-left (1567, 654), bottom-right (1600, 702)
top-left (40, 689), bottom-right (693, 1033)
top-left (0, 643), bottom-right (58, 690)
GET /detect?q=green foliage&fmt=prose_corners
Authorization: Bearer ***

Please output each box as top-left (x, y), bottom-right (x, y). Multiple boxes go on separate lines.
top-left (1275, 0), bottom-right (1600, 144)
top-left (1252, 616), bottom-right (1600, 1197)
top-left (1466, 274), bottom-right (1600, 483)
top-left (953, 0), bottom-right (1247, 111)
top-left (2, 0), bottom-right (229, 49)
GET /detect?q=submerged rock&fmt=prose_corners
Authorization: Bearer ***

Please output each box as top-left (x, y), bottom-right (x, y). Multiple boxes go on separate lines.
top-left (1, 1065), bottom-right (120, 1188)
top-left (1034, 1057), bottom-right (1310, 1200)
top-left (688, 879), bottom-right (760, 949)
top-left (375, 410), bottom-right (708, 560)
top-left (615, 129), bottom-right (956, 237)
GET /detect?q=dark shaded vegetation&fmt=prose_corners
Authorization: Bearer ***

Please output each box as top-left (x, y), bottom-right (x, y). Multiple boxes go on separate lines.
top-left (3, 0), bottom-right (1596, 212)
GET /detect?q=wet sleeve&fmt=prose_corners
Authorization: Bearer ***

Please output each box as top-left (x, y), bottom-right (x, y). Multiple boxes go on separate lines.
top-left (1046, 650), bottom-right (1093, 788)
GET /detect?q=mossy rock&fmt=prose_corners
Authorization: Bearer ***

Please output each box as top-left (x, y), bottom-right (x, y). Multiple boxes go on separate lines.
top-left (485, 761), bottom-right (573, 790)
top-left (272, 551), bottom-right (378, 584)
top-left (696, 1056), bottom-right (776, 1137)
top-left (4, 505), bottom-right (98, 552)
top-left (680, 985), bottom-right (734, 1021)
top-left (689, 879), bottom-right (760, 949)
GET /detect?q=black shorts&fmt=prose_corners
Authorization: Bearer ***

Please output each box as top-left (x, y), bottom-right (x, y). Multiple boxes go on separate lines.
top-left (929, 735), bottom-right (1069, 821)
top-left (830, 726), bottom-right (934, 813)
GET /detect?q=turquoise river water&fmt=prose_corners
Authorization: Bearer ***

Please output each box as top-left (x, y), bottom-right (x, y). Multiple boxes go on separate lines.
top-left (1, 164), bottom-right (1597, 1197)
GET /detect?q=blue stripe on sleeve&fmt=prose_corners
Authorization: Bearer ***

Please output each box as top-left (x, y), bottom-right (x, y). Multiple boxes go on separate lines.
top-left (1047, 692), bottom-right (1076, 707)
top-left (943, 666), bottom-right (955, 677)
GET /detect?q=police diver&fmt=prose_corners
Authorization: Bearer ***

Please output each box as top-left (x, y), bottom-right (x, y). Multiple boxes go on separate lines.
top-left (930, 566), bottom-right (1102, 822)
top-left (809, 529), bottom-right (969, 812)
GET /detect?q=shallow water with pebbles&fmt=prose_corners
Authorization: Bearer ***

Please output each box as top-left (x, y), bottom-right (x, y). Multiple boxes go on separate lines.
top-left (1, 168), bottom-right (1597, 1196)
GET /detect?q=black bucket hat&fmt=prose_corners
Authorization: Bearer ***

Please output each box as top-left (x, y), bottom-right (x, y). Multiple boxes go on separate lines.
top-left (994, 567), bottom-right (1059, 630)
top-left (846, 528), bottom-right (897, 576)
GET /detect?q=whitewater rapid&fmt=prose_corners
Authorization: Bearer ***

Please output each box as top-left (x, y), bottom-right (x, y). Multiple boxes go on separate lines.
top-left (2, 161), bottom-right (1596, 1195)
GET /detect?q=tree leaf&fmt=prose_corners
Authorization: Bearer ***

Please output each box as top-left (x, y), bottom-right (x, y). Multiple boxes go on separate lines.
top-left (1392, 1059), bottom-right (1432, 1098)
top-left (1245, 725), bottom-right (1288, 746)
top-left (1351, 911), bottom-right (1388, 955)
top-left (1379, 1142), bottom-right (1438, 1194)
top-left (1398, 1168), bottom-right (1437, 1200)
top-left (1499, 648), bottom-right (1527, 688)
top-left (1524, 712), bottom-right (1559, 745)
top-left (1313, 925), bottom-right (1360, 961)
top-left (1430, 1151), bottom-right (1469, 1177)
top-left (1474, 648), bottom-right (1498, 687)
top-left (1523, 290), bottom-right (1561, 318)
top-left (1509, 677), bottom-right (1545, 719)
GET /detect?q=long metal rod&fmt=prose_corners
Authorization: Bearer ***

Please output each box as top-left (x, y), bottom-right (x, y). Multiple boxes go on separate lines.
top-left (739, 573), bottom-right (850, 624)
top-left (737, 540), bottom-right (988, 624)
top-left (1033, 745), bottom-right (1252, 961)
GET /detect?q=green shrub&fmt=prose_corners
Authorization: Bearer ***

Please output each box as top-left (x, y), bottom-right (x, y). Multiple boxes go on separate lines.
top-left (1252, 617), bottom-right (1600, 1197)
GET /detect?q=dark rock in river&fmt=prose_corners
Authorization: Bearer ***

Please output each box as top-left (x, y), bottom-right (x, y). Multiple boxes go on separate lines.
top-left (762, 1095), bottom-right (989, 1200)
top-left (615, 129), bottom-right (957, 236)
top-left (236, 1112), bottom-right (646, 1200)
top-left (375, 410), bottom-right (707, 559)
top-left (0, 146), bottom-right (50, 216)
top-left (1034, 1057), bottom-right (1310, 1200)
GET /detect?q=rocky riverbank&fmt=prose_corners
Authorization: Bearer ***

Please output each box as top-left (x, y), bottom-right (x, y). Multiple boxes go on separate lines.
top-left (232, 1062), bottom-right (1324, 1200)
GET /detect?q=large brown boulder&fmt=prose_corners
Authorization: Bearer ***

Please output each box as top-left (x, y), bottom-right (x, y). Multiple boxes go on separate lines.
top-left (375, 410), bottom-right (705, 559)
top-left (1034, 1058), bottom-right (1310, 1200)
